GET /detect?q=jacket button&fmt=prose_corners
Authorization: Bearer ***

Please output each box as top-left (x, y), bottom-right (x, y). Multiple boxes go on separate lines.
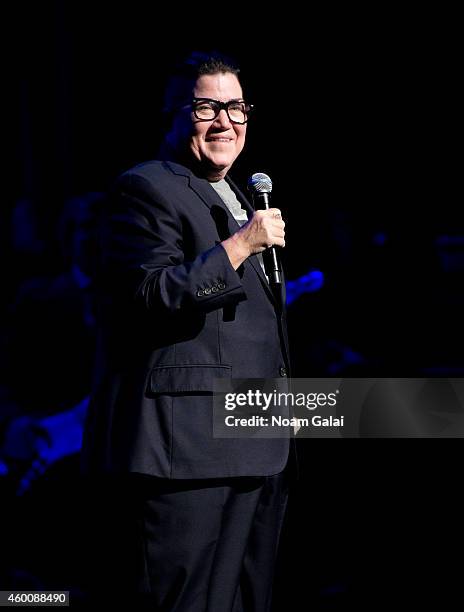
top-left (196, 289), bottom-right (204, 297)
top-left (204, 287), bottom-right (212, 295)
top-left (279, 366), bottom-right (287, 377)
top-left (211, 285), bottom-right (218, 293)
top-left (218, 282), bottom-right (226, 290)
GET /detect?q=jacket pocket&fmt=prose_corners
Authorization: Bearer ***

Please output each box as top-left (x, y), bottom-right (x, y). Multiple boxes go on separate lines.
top-left (148, 364), bottom-right (232, 394)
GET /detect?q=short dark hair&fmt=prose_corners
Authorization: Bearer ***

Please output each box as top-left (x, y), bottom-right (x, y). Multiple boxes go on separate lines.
top-left (163, 50), bottom-right (241, 114)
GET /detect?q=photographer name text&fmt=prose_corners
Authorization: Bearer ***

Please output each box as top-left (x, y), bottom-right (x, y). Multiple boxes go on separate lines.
top-left (224, 415), bottom-right (344, 428)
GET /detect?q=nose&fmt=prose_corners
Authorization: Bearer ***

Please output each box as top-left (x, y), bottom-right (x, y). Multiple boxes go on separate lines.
top-left (213, 108), bottom-right (232, 128)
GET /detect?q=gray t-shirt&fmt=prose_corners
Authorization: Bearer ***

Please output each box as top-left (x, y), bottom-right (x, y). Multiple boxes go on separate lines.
top-left (209, 180), bottom-right (268, 280)
top-left (209, 179), bottom-right (248, 225)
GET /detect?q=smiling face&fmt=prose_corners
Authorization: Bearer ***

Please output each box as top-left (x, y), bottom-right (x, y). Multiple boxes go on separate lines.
top-left (168, 71), bottom-right (248, 181)
top-left (189, 72), bottom-right (247, 180)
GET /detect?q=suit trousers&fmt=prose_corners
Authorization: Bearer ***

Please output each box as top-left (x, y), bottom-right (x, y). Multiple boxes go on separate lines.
top-left (87, 469), bottom-right (289, 612)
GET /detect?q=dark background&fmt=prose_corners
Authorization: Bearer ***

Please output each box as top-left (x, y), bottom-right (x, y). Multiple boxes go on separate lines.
top-left (5, 1), bottom-right (462, 374)
top-left (2, 1), bottom-right (463, 609)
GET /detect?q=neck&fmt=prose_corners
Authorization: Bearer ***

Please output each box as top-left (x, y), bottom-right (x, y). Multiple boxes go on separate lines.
top-left (205, 168), bottom-right (228, 182)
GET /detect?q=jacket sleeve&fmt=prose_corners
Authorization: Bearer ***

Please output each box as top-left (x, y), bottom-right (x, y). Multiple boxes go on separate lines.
top-left (100, 171), bottom-right (247, 314)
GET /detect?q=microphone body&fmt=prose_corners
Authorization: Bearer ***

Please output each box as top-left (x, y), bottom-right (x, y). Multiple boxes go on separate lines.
top-left (248, 174), bottom-right (282, 286)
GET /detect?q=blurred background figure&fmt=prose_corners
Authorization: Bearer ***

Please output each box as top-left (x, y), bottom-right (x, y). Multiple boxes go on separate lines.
top-left (0, 191), bottom-right (104, 595)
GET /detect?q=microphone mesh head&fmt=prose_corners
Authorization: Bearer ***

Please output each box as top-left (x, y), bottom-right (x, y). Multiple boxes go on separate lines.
top-left (248, 172), bottom-right (273, 194)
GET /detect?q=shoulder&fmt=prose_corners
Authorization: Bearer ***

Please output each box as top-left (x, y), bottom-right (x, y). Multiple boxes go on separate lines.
top-left (109, 161), bottom-right (192, 206)
top-left (119, 160), bottom-right (192, 185)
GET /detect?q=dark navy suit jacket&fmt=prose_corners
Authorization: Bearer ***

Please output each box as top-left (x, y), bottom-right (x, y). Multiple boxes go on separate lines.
top-left (82, 160), bottom-right (291, 479)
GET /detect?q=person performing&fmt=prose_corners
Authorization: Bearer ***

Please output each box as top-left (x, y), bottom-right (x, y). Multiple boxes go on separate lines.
top-left (82, 51), bottom-right (292, 611)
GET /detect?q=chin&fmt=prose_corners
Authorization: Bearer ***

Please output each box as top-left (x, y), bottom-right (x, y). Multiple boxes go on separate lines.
top-left (208, 154), bottom-right (235, 170)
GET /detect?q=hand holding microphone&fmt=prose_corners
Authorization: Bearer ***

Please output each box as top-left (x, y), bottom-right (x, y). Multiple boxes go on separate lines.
top-left (246, 173), bottom-right (284, 285)
top-left (222, 173), bottom-right (285, 284)
top-left (236, 207), bottom-right (286, 253)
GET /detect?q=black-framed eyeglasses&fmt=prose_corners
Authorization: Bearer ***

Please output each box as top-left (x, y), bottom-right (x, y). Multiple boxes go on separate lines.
top-left (191, 98), bottom-right (253, 124)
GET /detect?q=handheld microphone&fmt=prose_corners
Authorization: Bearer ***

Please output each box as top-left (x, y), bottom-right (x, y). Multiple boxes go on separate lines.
top-left (247, 172), bottom-right (282, 285)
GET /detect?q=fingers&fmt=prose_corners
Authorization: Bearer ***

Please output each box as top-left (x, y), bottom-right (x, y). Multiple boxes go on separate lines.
top-left (262, 210), bottom-right (285, 248)
top-left (256, 208), bottom-right (281, 217)
top-left (254, 208), bottom-right (285, 228)
top-left (269, 233), bottom-right (285, 248)
top-left (239, 209), bottom-right (286, 254)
